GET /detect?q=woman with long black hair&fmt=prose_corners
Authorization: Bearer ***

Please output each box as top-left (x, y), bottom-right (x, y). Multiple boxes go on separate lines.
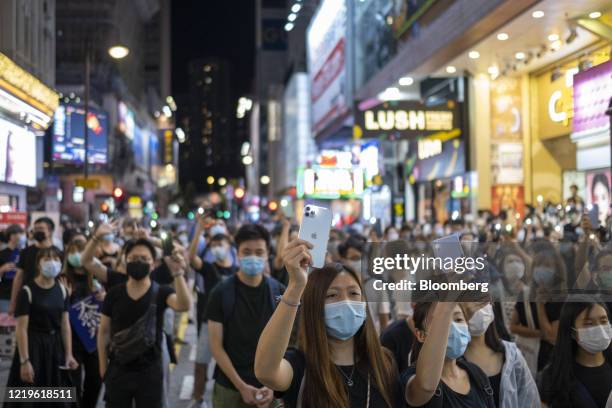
top-left (255, 239), bottom-right (402, 407)
top-left (62, 237), bottom-right (105, 407)
top-left (540, 297), bottom-right (612, 408)
top-left (5, 247), bottom-right (78, 407)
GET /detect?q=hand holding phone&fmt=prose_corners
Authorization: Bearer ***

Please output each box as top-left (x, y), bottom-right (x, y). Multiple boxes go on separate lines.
top-left (160, 231), bottom-right (174, 256)
top-left (298, 205), bottom-right (333, 268)
top-left (432, 233), bottom-right (464, 273)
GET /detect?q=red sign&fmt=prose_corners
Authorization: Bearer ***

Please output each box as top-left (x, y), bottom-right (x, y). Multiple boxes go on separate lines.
top-left (0, 212), bottom-right (27, 228)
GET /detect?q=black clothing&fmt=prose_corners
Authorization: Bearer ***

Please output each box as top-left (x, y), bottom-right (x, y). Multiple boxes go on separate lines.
top-left (204, 276), bottom-right (281, 390)
top-left (380, 319), bottom-right (414, 373)
top-left (277, 348), bottom-right (403, 408)
top-left (15, 281), bottom-right (69, 331)
top-left (105, 268), bottom-right (127, 289)
top-left (515, 297), bottom-right (562, 370)
top-left (16, 245), bottom-right (62, 284)
top-left (196, 261), bottom-right (234, 325)
top-left (401, 358), bottom-right (496, 408)
top-left (488, 372), bottom-right (501, 408)
top-left (104, 358), bottom-right (163, 408)
top-left (0, 247), bottom-right (19, 299)
top-left (574, 360), bottom-right (612, 408)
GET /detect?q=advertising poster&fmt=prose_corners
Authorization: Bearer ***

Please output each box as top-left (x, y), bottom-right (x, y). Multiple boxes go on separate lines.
top-left (562, 171), bottom-right (586, 202)
top-left (0, 117), bottom-right (36, 187)
top-left (491, 185), bottom-right (525, 217)
top-left (586, 169), bottom-right (611, 226)
top-left (490, 78), bottom-right (522, 140)
top-left (52, 105), bottom-right (108, 165)
top-left (491, 143), bottom-right (523, 185)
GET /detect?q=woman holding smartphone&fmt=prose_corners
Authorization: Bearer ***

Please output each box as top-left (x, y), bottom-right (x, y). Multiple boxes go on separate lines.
top-left (5, 247), bottom-right (78, 407)
top-left (255, 239), bottom-right (402, 407)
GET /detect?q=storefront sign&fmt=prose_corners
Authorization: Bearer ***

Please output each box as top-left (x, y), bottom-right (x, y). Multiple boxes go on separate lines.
top-left (410, 138), bottom-right (464, 182)
top-left (0, 212), bottom-right (27, 228)
top-left (0, 53), bottom-right (59, 118)
top-left (117, 102), bottom-right (135, 140)
top-left (356, 100), bottom-right (460, 139)
top-left (418, 139), bottom-right (442, 160)
top-left (307, 0), bottom-right (349, 136)
top-left (572, 59), bottom-right (612, 136)
top-left (162, 129), bottom-right (174, 164)
top-left (0, 117), bottom-right (36, 187)
top-left (491, 143), bottom-right (523, 185)
top-left (297, 166), bottom-right (364, 199)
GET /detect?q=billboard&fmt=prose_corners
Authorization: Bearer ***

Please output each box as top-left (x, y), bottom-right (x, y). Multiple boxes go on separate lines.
top-left (586, 169), bottom-right (611, 226)
top-left (307, 0), bottom-right (349, 136)
top-left (52, 105), bottom-right (108, 165)
top-left (0, 117), bottom-right (36, 187)
top-left (133, 126), bottom-right (150, 170)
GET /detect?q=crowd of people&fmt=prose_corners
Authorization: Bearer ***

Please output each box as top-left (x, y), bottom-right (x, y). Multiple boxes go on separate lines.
top-left (0, 202), bottom-right (609, 407)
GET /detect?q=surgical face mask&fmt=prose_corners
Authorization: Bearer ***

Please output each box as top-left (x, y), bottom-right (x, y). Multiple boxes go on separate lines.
top-left (324, 300), bottom-right (366, 340)
top-left (468, 305), bottom-right (495, 336)
top-left (347, 260), bottom-right (362, 275)
top-left (387, 232), bottom-right (399, 241)
top-left (210, 224), bottom-right (227, 236)
top-left (598, 273), bottom-right (612, 289)
top-left (178, 234), bottom-right (189, 246)
top-left (575, 323), bottom-right (612, 353)
top-left (504, 261), bottom-right (525, 280)
top-left (18, 235), bottom-right (27, 249)
top-left (41, 260), bottom-right (62, 279)
top-left (126, 261), bottom-right (150, 280)
top-left (239, 256), bottom-right (265, 276)
top-left (516, 229), bottom-right (526, 242)
top-left (534, 266), bottom-right (556, 286)
top-left (434, 226), bottom-right (444, 237)
top-left (211, 246), bottom-right (228, 262)
top-left (446, 322), bottom-right (471, 359)
top-left (67, 252), bottom-right (82, 268)
top-left (102, 233), bottom-right (115, 242)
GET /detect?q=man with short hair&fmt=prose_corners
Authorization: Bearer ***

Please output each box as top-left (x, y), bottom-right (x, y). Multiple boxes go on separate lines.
top-left (206, 224), bottom-right (283, 408)
top-left (9, 217), bottom-right (61, 314)
top-left (97, 238), bottom-right (192, 408)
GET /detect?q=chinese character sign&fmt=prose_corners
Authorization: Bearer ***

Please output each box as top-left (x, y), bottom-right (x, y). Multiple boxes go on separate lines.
top-left (69, 295), bottom-right (102, 353)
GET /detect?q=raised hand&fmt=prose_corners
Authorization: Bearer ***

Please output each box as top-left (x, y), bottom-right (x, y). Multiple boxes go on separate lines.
top-left (281, 239), bottom-right (313, 289)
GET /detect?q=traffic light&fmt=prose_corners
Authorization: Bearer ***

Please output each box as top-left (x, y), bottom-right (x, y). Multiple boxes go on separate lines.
top-left (268, 201), bottom-right (278, 211)
top-left (234, 187), bottom-right (245, 200)
top-left (113, 187), bottom-right (124, 199)
top-left (100, 202), bottom-right (110, 213)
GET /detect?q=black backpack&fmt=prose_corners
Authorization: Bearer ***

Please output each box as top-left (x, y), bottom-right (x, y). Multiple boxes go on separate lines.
top-left (220, 275), bottom-right (282, 324)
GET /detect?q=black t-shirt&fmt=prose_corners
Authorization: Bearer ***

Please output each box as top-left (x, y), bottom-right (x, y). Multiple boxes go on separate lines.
top-left (574, 360), bottom-right (612, 407)
top-left (488, 373), bottom-right (501, 408)
top-left (515, 297), bottom-right (562, 370)
top-left (196, 261), bottom-right (234, 324)
top-left (101, 282), bottom-right (175, 351)
top-left (17, 245), bottom-right (63, 284)
top-left (380, 319), bottom-right (414, 373)
top-left (15, 281), bottom-right (69, 332)
top-left (0, 247), bottom-right (20, 299)
top-left (105, 268), bottom-right (128, 289)
top-left (204, 276), bottom-right (283, 389)
top-left (68, 272), bottom-right (91, 302)
top-left (401, 359), bottom-right (495, 408)
top-left (277, 348), bottom-right (404, 408)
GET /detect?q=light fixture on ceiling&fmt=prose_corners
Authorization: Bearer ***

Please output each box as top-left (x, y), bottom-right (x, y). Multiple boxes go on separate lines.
top-left (532, 10), bottom-right (544, 19)
top-left (468, 51), bottom-right (480, 59)
top-left (399, 76), bottom-right (414, 86)
top-left (284, 22), bottom-right (294, 31)
top-left (515, 52), bottom-right (526, 60)
top-left (488, 66), bottom-right (500, 79)
top-left (497, 32), bottom-right (509, 41)
top-left (446, 66), bottom-right (457, 74)
top-left (548, 34), bottom-right (559, 42)
top-left (551, 40), bottom-right (562, 51)
top-left (589, 11), bottom-right (601, 19)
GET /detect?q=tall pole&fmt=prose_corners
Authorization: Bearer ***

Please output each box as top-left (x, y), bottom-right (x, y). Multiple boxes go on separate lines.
top-left (84, 46), bottom-right (90, 179)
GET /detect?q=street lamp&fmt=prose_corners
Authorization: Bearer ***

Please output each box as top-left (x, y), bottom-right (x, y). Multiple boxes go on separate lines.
top-left (108, 45), bottom-right (129, 59)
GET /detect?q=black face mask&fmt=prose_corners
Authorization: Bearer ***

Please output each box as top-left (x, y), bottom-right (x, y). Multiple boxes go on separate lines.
top-left (126, 261), bottom-right (150, 280)
top-left (33, 231), bottom-right (46, 242)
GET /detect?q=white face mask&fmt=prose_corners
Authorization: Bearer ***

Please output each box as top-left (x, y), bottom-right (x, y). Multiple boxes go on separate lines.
top-left (575, 323), bottom-right (612, 354)
top-left (504, 260), bottom-right (525, 280)
top-left (468, 304), bottom-right (495, 336)
top-left (387, 232), bottom-right (399, 241)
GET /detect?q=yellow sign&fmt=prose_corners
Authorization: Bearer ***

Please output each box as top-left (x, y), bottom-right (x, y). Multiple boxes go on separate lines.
top-left (75, 178), bottom-right (100, 189)
top-left (0, 53), bottom-right (59, 118)
top-left (364, 109), bottom-right (453, 132)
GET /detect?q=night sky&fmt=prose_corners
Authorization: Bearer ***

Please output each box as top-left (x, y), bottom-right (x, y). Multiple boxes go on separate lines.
top-left (171, 0), bottom-right (256, 99)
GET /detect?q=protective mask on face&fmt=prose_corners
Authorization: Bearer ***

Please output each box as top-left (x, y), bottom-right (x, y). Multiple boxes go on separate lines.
top-left (18, 235), bottom-right (27, 249)
top-left (516, 229), bottom-right (526, 242)
top-left (33, 231), bottom-right (46, 242)
top-left (468, 305), bottom-right (495, 336)
top-left (505, 262), bottom-right (525, 280)
top-left (598, 273), bottom-right (612, 289)
top-left (41, 260), bottom-right (62, 279)
top-left (126, 261), bottom-right (150, 280)
top-left (178, 234), bottom-right (189, 246)
top-left (347, 260), bottom-right (362, 275)
top-left (211, 246), bottom-right (228, 262)
top-left (534, 266), bottom-right (556, 286)
top-left (575, 323), bottom-right (612, 353)
top-left (446, 322), bottom-right (471, 359)
top-left (210, 224), bottom-right (227, 236)
top-left (239, 256), bottom-right (265, 276)
top-left (102, 233), bottom-right (115, 242)
top-left (324, 300), bottom-right (366, 340)
top-left (67, 252), bottom-right (82, 268)
top-left (387, 232), bottom-right (399, 241)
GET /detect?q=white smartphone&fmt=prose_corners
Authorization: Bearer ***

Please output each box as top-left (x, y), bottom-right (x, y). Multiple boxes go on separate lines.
top-left (432, 233), bottom-right (464, 273)
top-left (298, 205), bottom-right (333, 268)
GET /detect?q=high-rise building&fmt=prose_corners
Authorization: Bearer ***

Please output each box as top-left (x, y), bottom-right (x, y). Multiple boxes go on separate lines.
top-left (180, 58), bottom-right (240, 191)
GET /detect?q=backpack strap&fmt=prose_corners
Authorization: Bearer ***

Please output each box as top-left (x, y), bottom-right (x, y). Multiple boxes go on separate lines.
top-left (265, 276), bottom-right (282, 311)
top-left (296, 371), bottom-right (306, 408)
top-left (221, 276), bottom-right (237, 325)
top-left (58, 283), bottom-right (67, 300)
top-left (458, 358), bottom-right (495, 405)
top-left (23, 285), bottom-right (32, 304)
